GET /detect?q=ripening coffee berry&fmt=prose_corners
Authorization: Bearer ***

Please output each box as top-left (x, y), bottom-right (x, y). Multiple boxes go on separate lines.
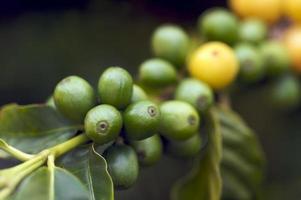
top-left (168, 133), bottom-right (202, 158)
top-left (84, 105), bottom-right (122, 144)
top-left (151, 25), bottom-right (190, 66)
top-left (131, 134), bottom-right (163, 166)
top-left (260, 41), bottom-right (290, 76)
top-left (124, 100), bottom-right (160, 140)
top-left (98, 67), bottom-right (133, 109)
top-left (131, 84), bottom-right (148, 103)
top-left (175, 78), bottom-right (214, 113)
top-left (159, 100), bottom-right (200, 141)
top-left (104, 144), bottom-right (139, 189)
top-left (188, 42), bottom-right (239, 90)
top-left (54, 76), bottom-right (96, 122)
top-left (138, 58), bottom-right (177, 88)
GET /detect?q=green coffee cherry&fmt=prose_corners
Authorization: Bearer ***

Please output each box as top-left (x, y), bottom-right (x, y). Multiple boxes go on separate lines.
top-left (238, 18), bottom-right (267, 44)
top-left (103, 144), bottom-right (139, 189)
top-left (260, 41), bottom-right (290, 76)
top-left (54, 76), bottom-right (96, 122)
top-left (159, 100), bottom-right (200, 141)
top-left (131, 84), bottom-right (148, 103)
top-left (175, 78), bottom-right (213, 113)
top-left (124, 100), bottom-right (160, 140)
top-left (198, 8), bottom-right (239, 45)
top-left (270, 75), bottom-right (301, 110)
top-left (234, 44), bottom-right (265, 83)
top-left (151, 25), bottom-right (189, 66)
top-left (168, 133), bottom-right (202, 158)
top-left (98, 67), bottom-right (133, 109)
top-left (131, 134), bottom-right (162, 166)
top-left (84, 105), bottom-right (122, 144)
top-left (139, 58), bottom-right (177, 88)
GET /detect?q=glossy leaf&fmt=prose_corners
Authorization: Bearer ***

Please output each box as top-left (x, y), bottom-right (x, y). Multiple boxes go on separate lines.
top-left (11, 167), bottom-right (89, 200)
top-left (0, 104), bottom-right (81, 154)
top-left (171, 108), bottom-right (223, 200)
top-left (58, 144), bottom-right (114, 200)
top-left (216, 107), bottom-right (265, 200)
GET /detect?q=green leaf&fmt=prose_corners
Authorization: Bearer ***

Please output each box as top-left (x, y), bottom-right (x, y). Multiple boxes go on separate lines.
top-left (11, 167), bottom-right (89, 200)
top-left (0, 104), bottom-right (81, 154)
top-left (216, 107), bottom-right (265, 200)
top-left (171, 108), bottom-right (223, 200)
top-left (222, 168), bottom-right (252, 200)
top-left (58, 144), bottom-right (114, 200)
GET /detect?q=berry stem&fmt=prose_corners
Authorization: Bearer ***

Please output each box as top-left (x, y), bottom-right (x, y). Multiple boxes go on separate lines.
top-left (48, 154), bottom-right (55, 200)
top-left (0, 151), bottom-right (49, 199)
top-left (0, 134), bottom-right (90, 199)
top-left (217, 91), bottom-right (232, 109)
top-left (49, 133), bottom-right (90, 157)
top-left (0, 139), bottom-right (34, 161)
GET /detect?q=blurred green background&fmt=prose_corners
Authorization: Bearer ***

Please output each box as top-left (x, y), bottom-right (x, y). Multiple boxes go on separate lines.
top-left (0, 0), bottom-right (300, 199)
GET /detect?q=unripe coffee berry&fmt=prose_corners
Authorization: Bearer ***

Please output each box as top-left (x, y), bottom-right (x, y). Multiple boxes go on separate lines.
top-left (198, 8), bottom-right (239, 45)
top-left (235, 43), bottom-right (265, 83)
top-left (131, 134), bottom-right (163, 166)
top-left (85, 105), bottom-right (122, 144)
top-left (124, 100), bottom-right (160, 140)
top-left (103, 144), bottom-right (139, 189)
top-left (139, 58), bottom-right (177, 88)
top-left (260, 41), bottom-right (290, 76)
top-left (151, 25), bottom-right (189, 66)
top-left (270, 75), bottom-right (301, 110)
top-left (98, 67), bottom-right (133, 109)
top-left (159, 100), bottom-right (200, 140)
top-left (175, 78), bottom-right (213, 113)
top-left (167, 133), bottom-right (202, 158)
top-left (131, 84), bottom-right (148, 103)
top-left (54, 76), bottom-right (96, 122)
top-left (238, 18), bottom-right (267, 44)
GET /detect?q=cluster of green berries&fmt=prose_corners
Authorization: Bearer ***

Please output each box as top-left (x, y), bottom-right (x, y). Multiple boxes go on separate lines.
top-left (51, 61), bottom-right (213, 189)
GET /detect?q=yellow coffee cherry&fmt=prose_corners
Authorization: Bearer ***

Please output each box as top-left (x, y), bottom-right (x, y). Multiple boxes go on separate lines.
top-left (229, 0), bottom-right (282, 24)
top-left (284, 0), bottom-right (301, 22)
top-left (283, 26), bottom-right (301, 73)
top-left (188, 42), bottom-right (239, 90)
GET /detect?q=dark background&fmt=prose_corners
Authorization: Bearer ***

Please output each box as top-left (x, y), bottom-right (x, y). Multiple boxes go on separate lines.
top-left (0, 0), bottom-right (300, 199)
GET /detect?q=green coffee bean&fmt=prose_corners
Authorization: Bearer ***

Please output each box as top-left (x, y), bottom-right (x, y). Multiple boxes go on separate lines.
top-left (103, 144), bottom-right (139, 189)
top-left (159, 100), bottom-right (200, 140)
top-left (124, 100), bottom-right (160, 140)
top-left (198, 8), bottom-right (239, 44)
top-left (168, 133), bottom-right (202, 158)
top-left (234, 43), bottom-right (265, 83)
top-left (131, 84), bottom-right (148, 103)
top-left (98, 67), bottom-right (133, 109)
top-left (175, 78), bottom-right (214, 112)
top-left (131, 134), bottom-right (162, 166)
top-left (54, 76), bottom-right (96, 122)
top-left (85, 105), bottom-right (122, 144)
top-left (260, 41), bottom-right (290, 76)
top-left (139, 58), bottom-right (177, 88)
top-left (151, 25), bottom-right (189, 66)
